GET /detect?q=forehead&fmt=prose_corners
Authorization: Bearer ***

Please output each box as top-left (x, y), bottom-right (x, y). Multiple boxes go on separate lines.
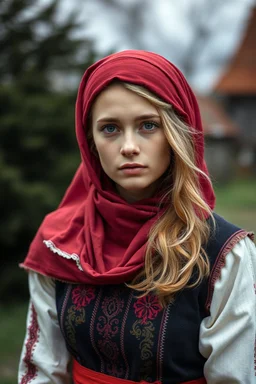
top-left (91, 83), bottom-right (159, 118)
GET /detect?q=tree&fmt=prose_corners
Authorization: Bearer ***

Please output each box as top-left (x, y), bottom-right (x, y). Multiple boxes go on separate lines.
top-left (0, 0), bottom-right (95, 301)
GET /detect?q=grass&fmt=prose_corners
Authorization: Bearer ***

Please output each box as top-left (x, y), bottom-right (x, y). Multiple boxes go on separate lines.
top-left (0, 303), bottom-right (28, 383)
top-left (1, 177), bottom-right (255, 383)
top-left (214, 177), bottom-right (256, 233)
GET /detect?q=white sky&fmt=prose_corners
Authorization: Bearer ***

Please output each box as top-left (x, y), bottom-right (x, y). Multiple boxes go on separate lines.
top-left (39, 0), bottom-right (255, 94)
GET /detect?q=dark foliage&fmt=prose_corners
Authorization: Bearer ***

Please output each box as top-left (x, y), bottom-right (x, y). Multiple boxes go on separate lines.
top-left (0, 0), bottom-right (95, 301)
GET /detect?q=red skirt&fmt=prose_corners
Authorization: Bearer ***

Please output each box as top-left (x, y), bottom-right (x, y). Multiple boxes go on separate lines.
top-left (73, 359), bottom-right (206, 384)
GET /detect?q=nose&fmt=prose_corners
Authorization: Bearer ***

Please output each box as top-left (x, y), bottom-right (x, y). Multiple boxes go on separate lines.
top-left (120, 133), bottom-right (140, 156)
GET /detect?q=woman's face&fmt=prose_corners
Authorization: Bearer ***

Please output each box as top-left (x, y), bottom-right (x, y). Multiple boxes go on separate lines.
top-left (91, 84), bottom-right (171, 202)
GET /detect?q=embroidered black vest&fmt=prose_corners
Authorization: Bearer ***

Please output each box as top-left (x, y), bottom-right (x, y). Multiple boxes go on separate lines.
top-left (55, 213), bottom-right (250, 383)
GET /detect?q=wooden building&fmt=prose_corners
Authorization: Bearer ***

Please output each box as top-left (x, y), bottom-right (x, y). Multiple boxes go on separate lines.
top-left (200, 7), bottom-right (256, 179)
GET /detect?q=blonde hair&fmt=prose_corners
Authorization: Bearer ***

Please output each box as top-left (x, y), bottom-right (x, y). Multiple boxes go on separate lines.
top-left (123, 82), bottom-right (214, 307)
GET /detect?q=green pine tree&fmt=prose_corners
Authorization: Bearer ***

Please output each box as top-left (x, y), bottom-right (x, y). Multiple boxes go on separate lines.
top-left (0, 0), bottom-right (95, 300)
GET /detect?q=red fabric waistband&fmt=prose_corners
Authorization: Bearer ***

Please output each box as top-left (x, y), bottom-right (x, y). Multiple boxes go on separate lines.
top-left (73, 359), bottom-right (206, 384)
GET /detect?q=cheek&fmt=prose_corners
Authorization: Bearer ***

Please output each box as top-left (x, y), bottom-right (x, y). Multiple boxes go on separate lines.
top-left (159, 147), bottom-right (171, 175)
top-left (95, 143), bottom-right (114, 169)
top-left (157, 138), bottom-right (171, 163)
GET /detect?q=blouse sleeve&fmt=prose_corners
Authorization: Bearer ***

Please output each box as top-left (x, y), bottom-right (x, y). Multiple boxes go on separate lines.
top-left (18, 271), bottom-right (72, 384)
top-left (199, 236), bottom-right (256, 383)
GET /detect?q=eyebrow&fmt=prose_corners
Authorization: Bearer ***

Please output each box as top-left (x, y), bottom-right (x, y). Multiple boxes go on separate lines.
top-left (96, 114), bottom-right (161, 123)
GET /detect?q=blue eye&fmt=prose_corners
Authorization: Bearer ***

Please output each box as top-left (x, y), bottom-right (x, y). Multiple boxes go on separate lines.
top-left (102, 125), bottom-right (117, 134)
top-left (142, 122), bottom-right (158, 131)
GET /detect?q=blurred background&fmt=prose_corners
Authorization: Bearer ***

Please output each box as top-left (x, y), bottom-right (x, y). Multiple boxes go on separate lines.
top-left (1, 0), bottom-right (255, 382)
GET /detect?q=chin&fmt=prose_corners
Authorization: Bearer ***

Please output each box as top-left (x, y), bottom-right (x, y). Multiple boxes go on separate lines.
top-left (120, 183), bottom-right (151, 193)
top-left (117, 181), bottom-right (157, 201)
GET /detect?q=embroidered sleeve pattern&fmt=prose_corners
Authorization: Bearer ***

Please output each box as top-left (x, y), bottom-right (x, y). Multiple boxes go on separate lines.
top-left (205, 230), bottom-right (254, 312)
top-left (199, 236), bottom-right (256, 383)
top-left (20, 302), bottom-right (40, 383)
top-left (18, 272), bottom-right (72, 384)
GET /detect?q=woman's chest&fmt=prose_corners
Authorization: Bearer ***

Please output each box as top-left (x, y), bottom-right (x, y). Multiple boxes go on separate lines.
top-left (56, 282), bottom-right (206, 383)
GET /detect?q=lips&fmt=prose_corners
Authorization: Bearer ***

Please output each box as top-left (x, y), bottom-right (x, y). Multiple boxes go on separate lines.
top-left (119, 163), bottom-right (146, 170)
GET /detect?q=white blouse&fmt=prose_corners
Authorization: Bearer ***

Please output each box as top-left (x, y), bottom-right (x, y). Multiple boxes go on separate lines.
top-left (18, 237), bottom-right (256, 383)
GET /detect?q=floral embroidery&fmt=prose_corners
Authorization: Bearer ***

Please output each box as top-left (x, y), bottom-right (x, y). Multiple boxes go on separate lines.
top-left (134, 294), bottom-right (162, 324)
top-left (96, 291), bottom-right (125, 377)
top-left (65, 305), bottom-right (85, 351)
top-left (63, 285), bottom-right (96, 353)
top-left (21, 303), bottom-right (40, 384)
top-left (89, 289), bottom-right (104, 372)
top-left (72, 285), bottom-right (96, 309)
top-left (120, 291), bottom-right (134, 379)
top-left (131, 319), bottom-right (155, 360)
top-left (98, 338), bottom-right (119, 360)
top-left (130, 294), bottom-right (162, 381)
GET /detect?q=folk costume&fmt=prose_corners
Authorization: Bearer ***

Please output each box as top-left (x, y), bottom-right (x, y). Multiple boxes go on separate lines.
top-left (19, 51), bottom-right (256, 383)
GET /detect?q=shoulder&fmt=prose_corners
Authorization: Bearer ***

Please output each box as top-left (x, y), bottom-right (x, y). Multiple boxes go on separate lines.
top-left (203, 212), bottom-right (254, 312)
top-left (206, 212), bottom-right (254, 264)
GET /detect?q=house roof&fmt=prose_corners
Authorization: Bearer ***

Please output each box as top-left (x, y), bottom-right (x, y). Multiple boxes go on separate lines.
top-left (216, 6), bottom-right (256, 94)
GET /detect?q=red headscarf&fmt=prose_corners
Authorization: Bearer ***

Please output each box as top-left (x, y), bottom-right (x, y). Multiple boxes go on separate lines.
top-left (21, 50), bottom-right (215, 284)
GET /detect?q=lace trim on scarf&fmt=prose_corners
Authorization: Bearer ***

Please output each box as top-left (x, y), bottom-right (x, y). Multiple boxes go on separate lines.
top-left (43, 240), bottom-right (83, 271)
top-left (205, 230), bottom-right (254, 312)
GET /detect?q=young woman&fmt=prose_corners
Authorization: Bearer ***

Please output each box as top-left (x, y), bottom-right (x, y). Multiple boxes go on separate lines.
top-left (18, 50), bottom-right (256, 384)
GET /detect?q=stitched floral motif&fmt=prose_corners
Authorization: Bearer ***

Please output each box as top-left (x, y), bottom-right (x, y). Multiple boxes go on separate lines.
top-left (65, 305), bottom-right (85, 350)
top-left (96, 290), bottom-right (125, 376)
top-left (131, 293), bottom-right (162, 381)
top-left (64, 285), bottom-right (96, 353)
top-left (72, 285), bottom-right (96, 309)
top-left (134, 294), bottom-right (162, 324)
top-left (21, 303), bottom-right (40, 384)
top-left (98, 338), bottom-right (119, 361)
top-left (131, 319), bottom-right (155, 360)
